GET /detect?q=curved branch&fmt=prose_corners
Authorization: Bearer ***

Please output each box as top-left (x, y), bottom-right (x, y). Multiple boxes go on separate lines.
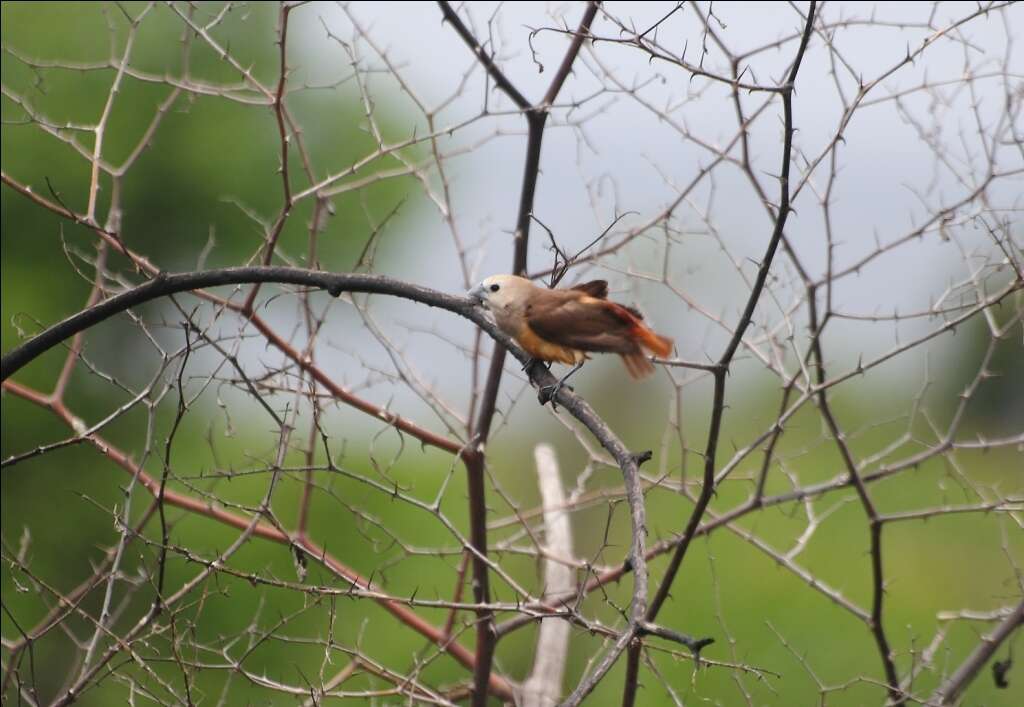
top-left (1, 263), bottom-right (656, 703)
top-left (1, 267), bottom-right (476, 382)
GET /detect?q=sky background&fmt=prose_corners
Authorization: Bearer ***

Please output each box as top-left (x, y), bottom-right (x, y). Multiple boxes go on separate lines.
top-left (256, 0), bottom-right (1023, 417)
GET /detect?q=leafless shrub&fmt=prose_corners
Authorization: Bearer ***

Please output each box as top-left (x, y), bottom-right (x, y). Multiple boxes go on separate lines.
top-left (2, 2), bottom-right (1021, 705)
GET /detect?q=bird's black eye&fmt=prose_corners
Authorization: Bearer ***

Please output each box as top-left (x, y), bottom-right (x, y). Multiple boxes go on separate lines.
top-left (489, 284), bottom-right (500, 292)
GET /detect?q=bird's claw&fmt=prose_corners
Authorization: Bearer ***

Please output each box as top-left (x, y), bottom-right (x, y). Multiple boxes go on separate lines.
top-left (538, 381), bottom-right (574, 409)
top-left (522, 357), bottom-right (551, 374)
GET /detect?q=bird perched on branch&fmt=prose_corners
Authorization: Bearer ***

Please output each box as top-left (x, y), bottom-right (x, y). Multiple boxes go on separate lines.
top-left (469, 275), bottom-right (673, 402)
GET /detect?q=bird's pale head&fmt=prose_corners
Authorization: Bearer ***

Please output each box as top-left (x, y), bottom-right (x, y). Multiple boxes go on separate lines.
top-left (468, 274), bottom-right (534, 311)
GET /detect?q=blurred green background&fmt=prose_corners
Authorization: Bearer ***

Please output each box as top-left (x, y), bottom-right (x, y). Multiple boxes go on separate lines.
top-left (2, 2), bottom-right (1022, 705)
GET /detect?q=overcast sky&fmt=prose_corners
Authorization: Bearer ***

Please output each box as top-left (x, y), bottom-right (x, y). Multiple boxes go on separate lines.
top-left (268, 1), bottom-right (1021, 415)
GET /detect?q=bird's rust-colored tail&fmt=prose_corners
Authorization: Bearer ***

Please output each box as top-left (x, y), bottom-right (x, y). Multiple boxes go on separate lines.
top-left (620, 324), bottom-right (674, 379)
top-left (620, 351), bottom-right (654, 379)
top-left (635, 324), bottom-right (674, 358)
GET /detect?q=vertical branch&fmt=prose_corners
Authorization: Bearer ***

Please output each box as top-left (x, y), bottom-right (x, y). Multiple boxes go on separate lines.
top-left (295, 389), bottom-right (319, 539)
top-left (155, 327), bottom-right (194, 605)
top-left (243, 1), bottom-right (295, 314)
top-left (439, 4), bottom-right (600, 704)
top-left (622, 3), bottom-right (818, 705)
top-left (520, 444), bottom-right (574, 707)
top-left (441, 550), bottom-right (471, 642)
top-left (459, 446), bottom-right (498, 707)
top-left (51, 243), bottom-right (108, 401)
top-left (86, 5), bottom-right (152, 222)
top-left (806, 291), bottom-right (903, 702)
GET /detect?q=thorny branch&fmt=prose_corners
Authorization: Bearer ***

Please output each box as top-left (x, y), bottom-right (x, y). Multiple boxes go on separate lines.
top-left (622, 3), bottom-right (817, 706)
top-left (439, 3), bottom-right (603, 705)
top-left (2, 2), bottom-right (1021, 705)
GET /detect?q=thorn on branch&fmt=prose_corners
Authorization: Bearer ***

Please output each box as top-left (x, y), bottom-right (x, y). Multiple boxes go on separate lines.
top-left (637, 621), bottom-right (715, 659)
top-left (631, 450), bottom-right (653, 467)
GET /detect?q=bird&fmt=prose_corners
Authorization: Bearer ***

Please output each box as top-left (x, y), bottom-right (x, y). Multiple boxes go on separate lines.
top-left (468, 274), bottom-right (673, 402)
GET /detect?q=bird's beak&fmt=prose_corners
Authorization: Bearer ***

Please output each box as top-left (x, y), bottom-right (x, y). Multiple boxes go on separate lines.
top-left (467, 284), bottom-right (487, 305)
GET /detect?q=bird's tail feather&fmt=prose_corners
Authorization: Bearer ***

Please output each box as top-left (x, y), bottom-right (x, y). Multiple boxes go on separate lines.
top-left (619, 325), bottom-right (673, 379)
top-left (634, 325), bottom-right (674, 358)
top-left (620, 351), bottom-right (655, 379)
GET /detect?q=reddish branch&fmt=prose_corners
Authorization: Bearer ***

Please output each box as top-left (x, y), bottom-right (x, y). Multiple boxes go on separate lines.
top-left (4, 2), bottom-right (1018, 703)
top-left (0, 262), bottom-right (661, 702)
top-left (1, 378), bottom-right (516, 701)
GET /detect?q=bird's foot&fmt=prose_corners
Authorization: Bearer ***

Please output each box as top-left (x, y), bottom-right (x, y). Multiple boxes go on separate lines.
top-left (522, 357), bottom-right (551, 374)
top-left (538, 380), bottom-right (574, 409)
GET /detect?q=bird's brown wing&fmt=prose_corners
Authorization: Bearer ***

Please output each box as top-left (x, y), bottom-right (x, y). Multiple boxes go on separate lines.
top-left (570, 280), bottom-right (608, 298)
top-left (568, 280), bottom-right (645, 319)
top-left (526, 296), bottom-right (640, 354)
